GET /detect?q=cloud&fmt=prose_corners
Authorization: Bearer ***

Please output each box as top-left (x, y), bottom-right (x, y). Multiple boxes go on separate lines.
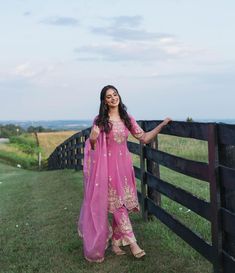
top-left (14, 63), bottom-right (38, 78)
top-left (23, 11), bottom-right (31, 16)
top-left (75, 42), bottom-right (167, 62)
top-left (77, 13), bottom-right (206, 63)
top-left (111, 15), bottom-right (143, 28)
top-left (74, 38), bottom-right (202, 63)
top-left (40, 16), bottom-right (79, 26)
top-left (10, 63), bottom-right (55, 81)
top-left (91, 26), bottom-right (170, 42)
top-left (91, 15), bottom-right (171, 42)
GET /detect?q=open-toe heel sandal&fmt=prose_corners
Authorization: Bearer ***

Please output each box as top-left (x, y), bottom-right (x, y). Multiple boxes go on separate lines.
top-left (133, 250), bottom-right (146, 259)
top-left (112, 247), bottom-right (126, 256)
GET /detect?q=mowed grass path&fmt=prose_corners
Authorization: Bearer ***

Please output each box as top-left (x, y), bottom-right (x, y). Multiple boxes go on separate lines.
top-left (0, 162), bottom-right (212, 273)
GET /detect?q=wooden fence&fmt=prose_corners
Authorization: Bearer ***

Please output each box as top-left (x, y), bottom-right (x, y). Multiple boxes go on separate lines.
top-left (47, 121), bottom-right (235, 273)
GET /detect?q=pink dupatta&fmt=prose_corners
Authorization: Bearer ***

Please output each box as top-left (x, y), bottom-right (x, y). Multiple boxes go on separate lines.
top-left (77, 131), bottom-right (111, 262)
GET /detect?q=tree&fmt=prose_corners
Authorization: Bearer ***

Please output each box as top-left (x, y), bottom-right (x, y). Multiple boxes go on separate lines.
top-left (186, 117), bottom-right (194, 122)
top-left (0, 124), bottom-right (25, 138)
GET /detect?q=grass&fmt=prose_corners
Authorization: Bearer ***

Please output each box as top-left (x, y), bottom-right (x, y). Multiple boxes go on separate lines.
top-left (0, 160), bottom-right (212, 273)
top-left (130, 134), bottom-right (212, 253)
top-left (153, 134), bottom-right (209, 228)
top-left (0, 131), bottom-right (77, 170)
top-left (37, 131), bottom-right (78, 158)
top-left (0, 132), bottom-right (213, 272)
top-left (157, 134), bottom-right (208, 163)
top-left (0, 134), bottom-right (38, 169)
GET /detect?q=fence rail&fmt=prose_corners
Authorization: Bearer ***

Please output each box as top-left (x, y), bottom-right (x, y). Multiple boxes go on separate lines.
top-left (47, 121), bottom-right (235, 273)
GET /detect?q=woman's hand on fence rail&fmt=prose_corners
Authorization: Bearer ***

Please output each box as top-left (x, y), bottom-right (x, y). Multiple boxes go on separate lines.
top-left (141, 117), bottom-right (172, 144)
top-left (162, 117), bottom-right (172, 126)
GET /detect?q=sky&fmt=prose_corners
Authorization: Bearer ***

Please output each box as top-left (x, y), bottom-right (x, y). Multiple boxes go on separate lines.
top-left (0, 0), bottom-right (235, 121)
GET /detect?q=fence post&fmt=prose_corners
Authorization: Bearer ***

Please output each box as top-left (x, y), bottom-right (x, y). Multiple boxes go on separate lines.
top-left (61, 144), bottom-right (65, 169)
top-left (218, 142), bottom-right (235, 259)
top-left (139, 121), bottom-right (148, 221)
top-left (208, 124), bottom-right (223, 273)
top-left (58, 146), bottom-right (62, 169)
top-left (146, 135), bottom-right (161, 220)
top-left (38, 152), bottom-right (42, 170)
top-left (67, 141), bottom-right (71, 168)
top-left (71, 138), bottom-right (76, 169)
top-left (76, 136), bottom-right (82, 170)
top-left (81, 133), bottom-right (86, 168)
top-left (34, 132), bottom-right (42, 171)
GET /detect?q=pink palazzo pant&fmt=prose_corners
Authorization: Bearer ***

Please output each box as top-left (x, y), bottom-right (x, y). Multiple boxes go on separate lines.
top-left (111, 206), bottom-right (137, 246)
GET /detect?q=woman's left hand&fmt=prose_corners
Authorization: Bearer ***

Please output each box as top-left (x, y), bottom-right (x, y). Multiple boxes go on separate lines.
top-left (162, 117), bottom-right (172, 126)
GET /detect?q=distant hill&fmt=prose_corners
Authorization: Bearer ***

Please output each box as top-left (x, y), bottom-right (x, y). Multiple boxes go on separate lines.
top-left (0, 120), bottom-right (92, 131)
top-left (195, 119), bottom-right (235, 124)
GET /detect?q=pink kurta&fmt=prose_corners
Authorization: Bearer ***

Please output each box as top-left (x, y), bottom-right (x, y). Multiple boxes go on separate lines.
top-left (107, 116), bottom-right (144, 213)
top-left (77, 114), bottom-right (144, 262)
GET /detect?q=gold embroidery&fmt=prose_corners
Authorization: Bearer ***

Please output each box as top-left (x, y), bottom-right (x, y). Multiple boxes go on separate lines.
top-left (112, 121), bottom-right (126, 144)
top-left (108, 184), bottom-right (123, 212)
top-left (118, 213), bottom-right (133, 233)
top-left (85, 256), bottom-right (104, 263)
top-left (113, 213), bottom-right (132, 234)
top-left (124, 180), bottom-right (139, 210)
top-left (108, 181), bottom-right (139, 212)
top-left (112, 236), bottom-right (136, 247)
top-left (112, 213), bottom-right (136, 246)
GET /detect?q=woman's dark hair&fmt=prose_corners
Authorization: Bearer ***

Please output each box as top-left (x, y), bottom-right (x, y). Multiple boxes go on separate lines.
top-left (95, 85), bottom-right (132, 133)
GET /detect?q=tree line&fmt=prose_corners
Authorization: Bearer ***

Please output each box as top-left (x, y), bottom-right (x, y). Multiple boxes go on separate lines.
top-left (0, 124), bottom-right (54, 138)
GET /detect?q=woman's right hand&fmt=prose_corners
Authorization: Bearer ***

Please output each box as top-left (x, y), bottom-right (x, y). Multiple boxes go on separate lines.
top-left (90, 125), bottom-right (100, 141)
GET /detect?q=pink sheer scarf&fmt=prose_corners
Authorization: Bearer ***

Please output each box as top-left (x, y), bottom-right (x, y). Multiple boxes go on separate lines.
top-left (77, 132), bottom-right (111, 262)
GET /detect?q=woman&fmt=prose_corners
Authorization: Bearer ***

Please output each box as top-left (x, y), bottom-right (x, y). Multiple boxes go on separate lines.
top-left (77, 85), bottom-right (172, 262)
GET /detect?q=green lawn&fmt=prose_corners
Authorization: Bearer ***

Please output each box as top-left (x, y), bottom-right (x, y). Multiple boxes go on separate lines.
top-left (0, 134), bottom-right (39, 170)
top-left (0, 162), bottom-right (212, 273)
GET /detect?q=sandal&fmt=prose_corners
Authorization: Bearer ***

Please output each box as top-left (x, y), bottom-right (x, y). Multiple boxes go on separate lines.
top-left (132, 250), bottom-right (146, 259)
top-left (130, 244), bottom-right (146, 259)
top-left (112, 246), bottom-right (126, 256)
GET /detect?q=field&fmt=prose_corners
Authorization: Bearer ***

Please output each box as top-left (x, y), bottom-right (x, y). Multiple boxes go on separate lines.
top-left (0, 131), bottom-right (213, 272)
top-left (37, 131), bottom-right (78, 158)
top-left (131, 134), bottom-right (211, 243)
top-left (0, 131), bottom-right (78, 169)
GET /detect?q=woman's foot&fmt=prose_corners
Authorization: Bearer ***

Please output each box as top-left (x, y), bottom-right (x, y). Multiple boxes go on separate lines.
top-left (112, 245), bottom-right (126, 256)
top-left (130, 242), bottom-right (146, 259)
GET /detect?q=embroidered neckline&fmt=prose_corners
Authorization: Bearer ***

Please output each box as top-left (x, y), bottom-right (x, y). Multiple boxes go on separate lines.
top-left (110, 119), bottom-right (123, 123)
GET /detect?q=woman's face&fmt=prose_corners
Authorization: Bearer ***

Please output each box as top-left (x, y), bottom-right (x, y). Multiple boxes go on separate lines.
top-left (105, 88), bottom-right (120, 108)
